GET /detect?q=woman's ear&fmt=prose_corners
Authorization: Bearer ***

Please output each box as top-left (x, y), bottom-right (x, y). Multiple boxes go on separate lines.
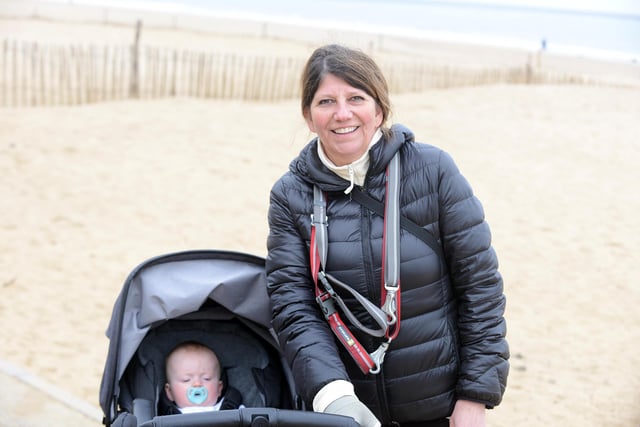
top-left (303, 108), bottom-right (316, 133)
top-left (375, 104), bottom-right (383, 128)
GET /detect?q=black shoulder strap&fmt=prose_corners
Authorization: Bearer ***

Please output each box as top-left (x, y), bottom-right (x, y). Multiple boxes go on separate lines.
top-left (350, 187), bottom-right (443, 258)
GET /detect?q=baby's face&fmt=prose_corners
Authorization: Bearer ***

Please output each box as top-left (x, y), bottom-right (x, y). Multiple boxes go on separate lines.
top-left (165, 348), bottom-right (223, 408)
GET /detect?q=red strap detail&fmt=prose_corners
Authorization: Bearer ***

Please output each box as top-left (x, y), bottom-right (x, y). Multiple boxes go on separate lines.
top-left (327, 313), bottom-right (376, 375)
top-left (310, 226), bottom-right (320, 285)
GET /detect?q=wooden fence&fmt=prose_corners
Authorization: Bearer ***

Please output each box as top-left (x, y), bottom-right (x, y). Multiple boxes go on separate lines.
top-left (0, 39), bottom-right (615, 107)
top-left (0, 39), bottom-right (308, 106)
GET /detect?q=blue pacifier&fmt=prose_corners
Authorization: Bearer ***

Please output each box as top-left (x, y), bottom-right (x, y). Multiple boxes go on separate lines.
top-left (187, 387), bottom-right (208, 405)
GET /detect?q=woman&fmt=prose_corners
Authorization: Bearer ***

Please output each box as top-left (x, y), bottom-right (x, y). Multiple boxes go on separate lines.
top-left (266, 44), bottom-right (509, 427)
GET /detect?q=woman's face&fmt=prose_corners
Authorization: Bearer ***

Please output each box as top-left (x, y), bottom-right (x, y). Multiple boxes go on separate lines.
top-left (304, 73), bottom-right (382, 166)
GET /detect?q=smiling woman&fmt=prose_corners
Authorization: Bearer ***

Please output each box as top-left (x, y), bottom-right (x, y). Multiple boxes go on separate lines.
top-left (265, 43), bottom-right (510, 427)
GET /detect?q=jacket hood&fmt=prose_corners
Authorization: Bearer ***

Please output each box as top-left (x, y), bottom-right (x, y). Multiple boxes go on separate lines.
top-left (290, 124), bottom-right (414, 191)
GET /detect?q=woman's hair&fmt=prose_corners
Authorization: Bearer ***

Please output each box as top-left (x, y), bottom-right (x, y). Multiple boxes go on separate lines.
top-left (300, 44), bottom-right (392, 134)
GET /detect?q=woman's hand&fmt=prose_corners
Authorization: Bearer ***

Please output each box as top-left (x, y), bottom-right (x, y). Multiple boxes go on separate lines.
top-left (449, 400), bottom-right (486, 427)
top-left (324, 395), bottom-right (381, 427)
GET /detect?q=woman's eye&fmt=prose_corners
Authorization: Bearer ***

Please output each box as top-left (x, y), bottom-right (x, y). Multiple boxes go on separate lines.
top-left (350, 95), bottom-right (365, 102)
top-left (318, 99), bottom-right (334, 105)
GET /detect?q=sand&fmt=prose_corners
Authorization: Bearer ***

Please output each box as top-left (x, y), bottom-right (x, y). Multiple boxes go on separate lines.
top-left (1, 9), bottom-right (639, 427)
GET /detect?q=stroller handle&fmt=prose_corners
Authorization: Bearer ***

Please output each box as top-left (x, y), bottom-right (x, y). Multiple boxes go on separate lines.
top-left (138, 407), bottom-right (359, 427)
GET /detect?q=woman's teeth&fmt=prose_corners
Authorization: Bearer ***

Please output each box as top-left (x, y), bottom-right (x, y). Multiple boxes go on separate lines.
top-left (333, 127), bottom-right (357, 134)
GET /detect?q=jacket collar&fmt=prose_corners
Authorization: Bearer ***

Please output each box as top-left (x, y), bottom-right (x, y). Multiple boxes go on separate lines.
top-left (291, 124), bottom-right (413, 192)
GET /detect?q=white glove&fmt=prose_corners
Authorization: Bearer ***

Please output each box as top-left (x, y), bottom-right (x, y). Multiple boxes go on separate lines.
top-left (324, 394), bottom-right (381, 427)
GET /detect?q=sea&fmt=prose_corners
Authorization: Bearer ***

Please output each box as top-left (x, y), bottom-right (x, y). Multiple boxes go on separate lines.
top-left (48, 0), bottom-right (640, 63)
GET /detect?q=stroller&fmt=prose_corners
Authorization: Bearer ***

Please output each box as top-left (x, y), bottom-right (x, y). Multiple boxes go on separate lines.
top-left (99, 249), bottom-right (358, 427)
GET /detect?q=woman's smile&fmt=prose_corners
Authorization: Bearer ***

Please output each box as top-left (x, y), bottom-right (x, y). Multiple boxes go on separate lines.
top-left (333, 126), bottom-right (358, 134)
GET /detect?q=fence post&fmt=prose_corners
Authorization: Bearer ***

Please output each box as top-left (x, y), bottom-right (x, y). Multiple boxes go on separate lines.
top-left (129, 19), bottom-right (141, 98)
top-left (170, 48), bottom-right (177, 97)
top-left (1, 39), bottom-right (7, 106)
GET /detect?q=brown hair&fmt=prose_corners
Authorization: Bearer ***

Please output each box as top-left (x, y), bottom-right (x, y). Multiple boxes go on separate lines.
top-left (300, 44), bottom-right (392, 135)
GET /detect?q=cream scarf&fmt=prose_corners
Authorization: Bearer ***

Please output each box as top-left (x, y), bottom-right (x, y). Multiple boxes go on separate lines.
top-left (317, 129), bottom-right (383, 194)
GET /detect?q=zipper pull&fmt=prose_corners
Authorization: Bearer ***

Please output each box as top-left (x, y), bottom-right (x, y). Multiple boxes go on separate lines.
top-left (344, 165), bottom-right (355, 194)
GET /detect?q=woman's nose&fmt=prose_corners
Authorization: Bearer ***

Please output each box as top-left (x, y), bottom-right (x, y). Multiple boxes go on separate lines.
top-left (334, 101), bottom-right (353, 120)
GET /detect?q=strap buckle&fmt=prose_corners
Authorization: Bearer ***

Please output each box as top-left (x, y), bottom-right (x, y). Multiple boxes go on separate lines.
top-left (316, 271), bottom-right (338, 319)
top-left (316, 292), bottom-right (337, 319)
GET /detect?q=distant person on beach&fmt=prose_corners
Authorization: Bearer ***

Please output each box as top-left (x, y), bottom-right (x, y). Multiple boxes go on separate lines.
top-left (266, 44), bottom-right (509, 426)
top-left (163, 341), bottom-right (243, 414)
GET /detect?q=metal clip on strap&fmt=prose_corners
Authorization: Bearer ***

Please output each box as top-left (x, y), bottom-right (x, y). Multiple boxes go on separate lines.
top-left (369, 341), bottom-right (390, 375)
top-left (380, 290), bottom-right (397, 325)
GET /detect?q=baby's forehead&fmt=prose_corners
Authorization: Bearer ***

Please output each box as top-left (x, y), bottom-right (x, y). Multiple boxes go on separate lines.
top-left (171, 343), bottom-right (216, 357)
top-left (168, 346), bottom-right (219, 370)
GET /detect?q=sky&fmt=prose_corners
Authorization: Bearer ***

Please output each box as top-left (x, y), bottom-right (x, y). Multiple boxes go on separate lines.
top-left (54, 0), bottom-right (640, 16)
top-left (445, 0), bottom-right (640, 15)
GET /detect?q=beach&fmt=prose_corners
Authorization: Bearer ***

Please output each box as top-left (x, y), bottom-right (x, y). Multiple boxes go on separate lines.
top-left (1, 8), bottom-right (640, 427)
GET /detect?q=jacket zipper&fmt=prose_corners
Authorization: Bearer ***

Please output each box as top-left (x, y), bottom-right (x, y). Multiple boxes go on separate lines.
top-left (359, 185), bottom-right (392, 424)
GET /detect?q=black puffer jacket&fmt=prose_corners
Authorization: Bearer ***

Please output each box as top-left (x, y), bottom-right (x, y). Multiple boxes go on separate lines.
top-left (266, 124), bottom-right (509, 424)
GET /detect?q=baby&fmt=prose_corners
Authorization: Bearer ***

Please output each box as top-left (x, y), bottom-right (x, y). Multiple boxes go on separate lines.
top-left (164, 341), bottom-right (227, 413)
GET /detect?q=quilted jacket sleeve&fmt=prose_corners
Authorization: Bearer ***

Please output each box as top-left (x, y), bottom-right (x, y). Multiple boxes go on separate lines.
top-left (265, 177), bottom-right (350, 407)
top-left (437, 150), bottom-right (509, 407)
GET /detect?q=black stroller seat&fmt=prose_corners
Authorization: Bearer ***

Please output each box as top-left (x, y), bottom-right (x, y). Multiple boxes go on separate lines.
top-left (134, 310), bottom-right (287, 416)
